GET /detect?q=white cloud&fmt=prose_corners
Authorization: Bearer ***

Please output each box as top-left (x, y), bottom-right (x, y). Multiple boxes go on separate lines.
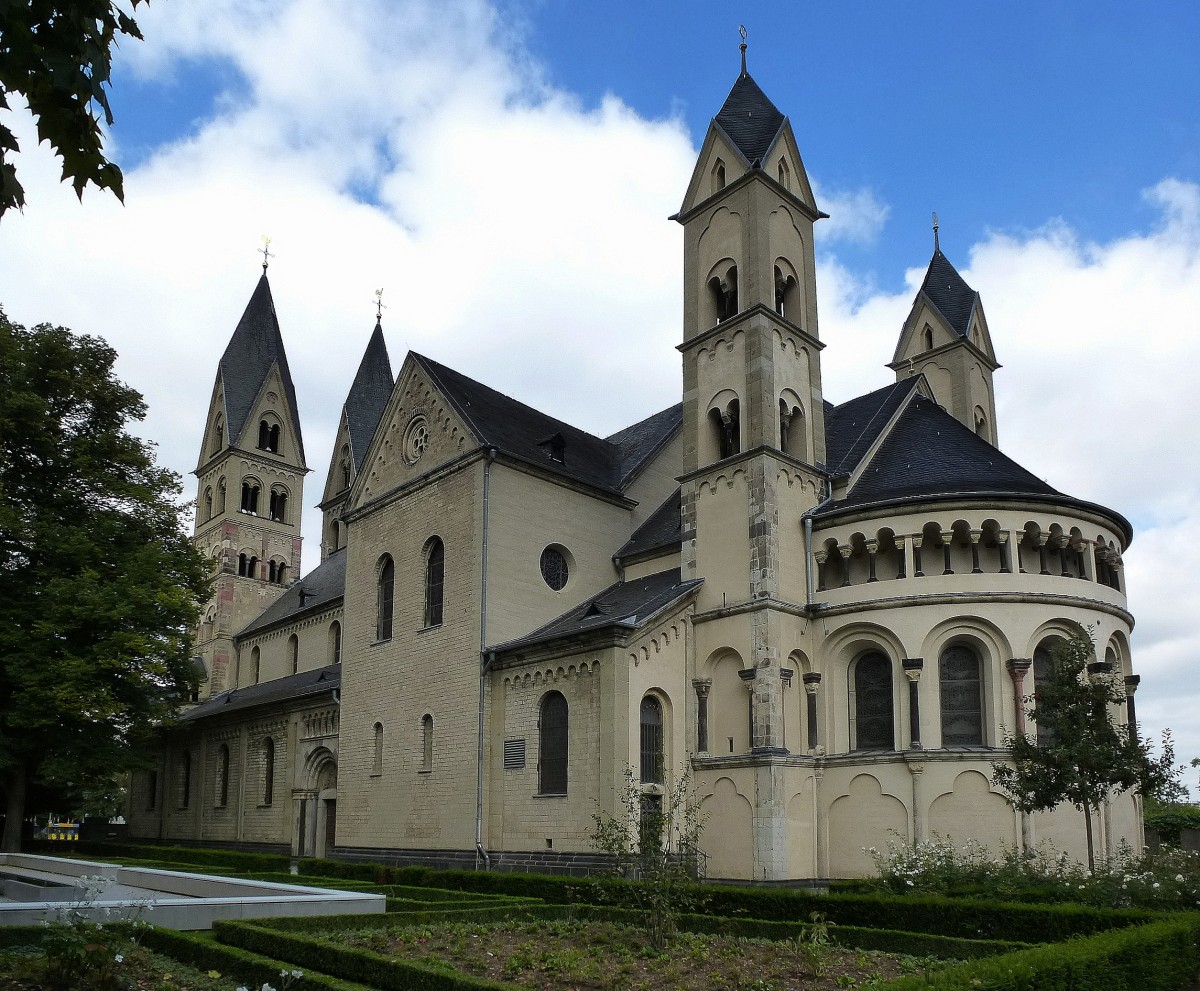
top-left (1, 0), bottom-right (1196, 785)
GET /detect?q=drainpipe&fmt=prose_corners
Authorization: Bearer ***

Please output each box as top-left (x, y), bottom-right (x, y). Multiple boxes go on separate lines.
top-left (803, 479), bottom-right (835, 608)
top-left (476, 448), bottom-right (498, 870)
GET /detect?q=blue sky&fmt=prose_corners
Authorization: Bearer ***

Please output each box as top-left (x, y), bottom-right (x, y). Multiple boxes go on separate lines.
top-left (2, 0), bottom-right (1199, 793)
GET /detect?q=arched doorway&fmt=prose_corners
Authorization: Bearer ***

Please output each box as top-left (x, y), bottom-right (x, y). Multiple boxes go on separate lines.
top-left (295, 748), bottom-right (338, 858)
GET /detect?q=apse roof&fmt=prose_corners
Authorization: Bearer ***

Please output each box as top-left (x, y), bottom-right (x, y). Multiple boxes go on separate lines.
top-left (824, 379), bottom-right (922, 476)
top-left (216, 274), bottom-right (305, 462)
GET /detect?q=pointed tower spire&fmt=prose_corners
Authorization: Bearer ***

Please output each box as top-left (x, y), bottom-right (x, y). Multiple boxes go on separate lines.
top-left (319, 315), bottom-right (395, 559)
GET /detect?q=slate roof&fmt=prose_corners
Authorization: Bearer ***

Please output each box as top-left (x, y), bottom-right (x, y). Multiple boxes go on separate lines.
top-left (920, 250), bottom-right (979, 337)
top-left (493, 569), bottom-right (702, 654)
top-left (236, 550), bottom-right (347, 641)
top-left (616, 489), bottom-right (685, 561)
top-left (824, 379), bottom-right (921, 476)
top-left (181, 665), bottom-right (340, 723)
top-left (819, 394), bottom-right (1058, 514)
top-left (216, 274), bottom-right (305, 462)
top-left (606, 403), bottom-right (683, 487)
top-left (345, 322), bottom-right (394, 471)
top-left (714, 71), bottom-right (787, 165)
top-left (413, 354), bottom-right (678, 496)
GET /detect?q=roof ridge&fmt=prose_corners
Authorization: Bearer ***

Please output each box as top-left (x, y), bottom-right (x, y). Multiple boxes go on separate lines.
top-left (828, 379), bottom-right (920, 474)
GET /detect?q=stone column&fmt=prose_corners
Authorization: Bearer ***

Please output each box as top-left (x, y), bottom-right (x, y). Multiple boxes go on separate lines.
top-left (912, 536), bottom-right (924, 577)
top-left (838, 545), bottom-right (852, 587)
top-left (903, 658), bottom-right (924, 749)
top-left (905, 754), bottom-right (926, 844)
top-left (814, 549), bottom-right (828, 592)
top-left (969, 531), bottom-right (983, 574)
top-left (998, 532), bottom-right (1012, 574)
top-left (1006, 659), bottom-right (1032, 735)
top-left (1035, 533), bottom-right (1050, 575)
top-left (693, 678), bottom-right (712, 754)
top-left (1056, 536), bottom-right (1072, 577)
top-left (780, 668), bottom-right (794, 751)
top-left (866, 540), bottom-right (879, 582)
top-left (1124, 675), bottom-right (1141, 742)
top-left (739, 668), bottom-right (756, 752)
top-left (941, 531), bottom-right (954, 575)
top-left (802, 673), bottom-right (822, 752)
top-left (896, 535), bottom-right (908, 579)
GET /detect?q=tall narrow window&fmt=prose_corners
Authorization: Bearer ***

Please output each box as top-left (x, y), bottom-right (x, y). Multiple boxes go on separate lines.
top-left (269, 487), bottom-right (288, 522)
top-left (214, 418), bottom-right (224, 453)
top-left (424, 539), bottom-right (444, 627)
top-left (289, 634), bottom-right (299, 675)
top-left (258, 420), bottom-right (280, 453)
top-left (262, 738), bottom-right (275, 805)
top-left (204, 487), bottom-right (213, 520)
top-left (1033, 638), bottom-right (1062, 747)
top-left (421, 714), bottom-right (434, 770)
top-left (340, 447), bottom-right (352, 490)
top-left (179, 752), bottom-right (192, 809)
top-left (372, 722), bottom-right (384, 775)
top-left (217, 744), bottom-right (230, 807)
top-left (251, 646), bottom-right (261, 684)
top-left (853, 652), bottom-right (894, 750)
top-left (377, 556), bottom-right (394, 641)
top-left (539, 691), bottom-right (568, 795)
top-left (330, 621), bottom-right (342, 665)
top-left (268, 560), bottom-right (278, 583)
top-left (217, 477), bottom-right (227, 513)
top-left (240, 481), bottom-right (260, 514)
top-left (640, 695), bottom-right (664, 785)
top-left (940, 644), bottom-right (984, 746)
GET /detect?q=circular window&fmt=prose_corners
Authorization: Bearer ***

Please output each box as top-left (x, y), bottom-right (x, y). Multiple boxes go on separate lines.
top-left (540, 546), bottom-right (569, 591)
top-left (403, 416), bottom-right (430, 464)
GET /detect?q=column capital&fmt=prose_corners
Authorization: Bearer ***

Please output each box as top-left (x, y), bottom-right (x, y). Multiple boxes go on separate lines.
top-left (1006, 658), bottom-right (1032, 677)
top-left (813, 549), bottom-right (829, 565)
top-left (802, 671), bottom-right (822, 695)
top-left (902, 657), bottom-right (923, 682)
top-left (969, 530), bottom-right (982, 544)
top-left (865, 539), bottom-right (879, 554)
top-left (1124, 674), bottom-right (1141, 694)
top-left (1088, 661), bottom-right (1114, 677)
top-left (996, 531), bottom-right (1009, 545)
top-left (780, 667), bottom-right (794, 686)
top-left (692, 677), bottom-right (712, 698)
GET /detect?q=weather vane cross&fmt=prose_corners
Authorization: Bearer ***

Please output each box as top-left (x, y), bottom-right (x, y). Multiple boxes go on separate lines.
top-left (374, 288), bottom-right (387, 321)
top-left (932, 212), bottom-right (940, 252)
top-left (739, 25), bottom-right (748, 74)
top-left (259, 236), bottom-right (274, 272)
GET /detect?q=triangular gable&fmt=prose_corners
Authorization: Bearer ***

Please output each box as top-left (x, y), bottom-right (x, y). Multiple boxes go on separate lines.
top-left (235, 364), bottom-right (306, 470)
top-left (346, 353), bottom-right (481, 512)
top-left (320, 409), bottom-right (355, 505)
top-left (843, 378), bottom-right (932, 492)
top-left (678, 123), bottom-right (753, 217)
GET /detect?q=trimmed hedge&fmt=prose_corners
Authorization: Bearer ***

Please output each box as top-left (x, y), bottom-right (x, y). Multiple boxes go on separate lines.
top-left (37, 842), bottom-right (290, 873)
top-left (876, 912), bottom-right (1200, 991)
top-left (0, 925), bottom-right (45, 950)
top-left (296, 860), bottom-right (1156, 944)
top-left (214, 920), bottom-right (515, 991)
top-left (141, 927), bottom-right (373, 991)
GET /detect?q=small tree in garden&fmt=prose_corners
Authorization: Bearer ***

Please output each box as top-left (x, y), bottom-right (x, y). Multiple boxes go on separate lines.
top-left (590, 765), bottom-right (706, 952)
top-left (991, 631), bottom-right (1175, 872)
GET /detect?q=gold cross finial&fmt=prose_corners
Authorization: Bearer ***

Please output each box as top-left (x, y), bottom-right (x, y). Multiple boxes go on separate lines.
top-left (374, 288), bottom-right (387, 322)
top-left (739, 25), bottom-right (748, 74)
top-left (259, 236), bottom-right (274, 272)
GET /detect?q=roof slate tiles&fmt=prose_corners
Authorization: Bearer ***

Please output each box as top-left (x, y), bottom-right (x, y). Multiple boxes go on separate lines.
top-left (714, 71), bottom-right (787, 165)
top-left (824, 379), bottom-right (921, 475)
top-left (217, 274), bottom-right (305, 461)
top-left (183, 665), bottom-right (340, 723)
top-left (616, 489), bottom-right (684, 561)
top-left (921, 250), bottom-right (978, 336)
top-left (236, 550), bottom-right (346, 640)
top-left (345, 322), bottom-right (394, 471)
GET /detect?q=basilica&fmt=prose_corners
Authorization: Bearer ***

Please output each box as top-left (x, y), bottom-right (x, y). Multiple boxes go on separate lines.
top-left (125, 57), bottom-right (1142, 880)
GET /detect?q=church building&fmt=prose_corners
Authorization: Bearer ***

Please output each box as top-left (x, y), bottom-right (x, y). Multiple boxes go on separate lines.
top-left (126, 54), bottom-right (1142, 880)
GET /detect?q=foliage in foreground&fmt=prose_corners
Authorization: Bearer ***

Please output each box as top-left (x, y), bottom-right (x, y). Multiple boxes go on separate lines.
top-left (865, 833), bottom-right (1200, 910)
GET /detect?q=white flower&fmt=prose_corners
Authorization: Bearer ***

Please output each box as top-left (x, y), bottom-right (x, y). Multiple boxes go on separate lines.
top-left (1153, 882), bottom-right (1161, 889)
top-left (1177, 874), bottom-right (1185, 882)
top-left (114, 954), bottom-right (123, 964)
top-left (262, 984), bottom-right (277, 991)
top-left (290, 971), bottom-right (303, 978)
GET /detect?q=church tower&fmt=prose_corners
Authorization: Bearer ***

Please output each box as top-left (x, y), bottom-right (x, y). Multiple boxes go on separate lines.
top-left (192, 270), bottom-right (308, 698)
top-left (318, 313), bottom-right (393, 560)
top-left (889, 238), bottom-right (1000, 445)
top-left (676, 43), bottom-right (829, 878)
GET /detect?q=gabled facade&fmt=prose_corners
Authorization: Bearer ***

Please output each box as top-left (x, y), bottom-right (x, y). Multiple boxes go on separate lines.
top-left (129, 54), bottom-right (1142, 880)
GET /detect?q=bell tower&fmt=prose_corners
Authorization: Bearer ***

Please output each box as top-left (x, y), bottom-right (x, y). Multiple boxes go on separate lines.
top-left (676, 42), bottom-right (829, 879)
top-left (192, 264), bottom-right (308, 698)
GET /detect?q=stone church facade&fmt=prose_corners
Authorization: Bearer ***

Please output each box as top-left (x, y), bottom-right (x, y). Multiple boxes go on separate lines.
top-left (126, 60), bottom-right (1143, 880)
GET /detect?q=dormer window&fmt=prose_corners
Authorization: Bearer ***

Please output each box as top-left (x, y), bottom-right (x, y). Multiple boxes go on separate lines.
top-left (258, 420), bottom-right (281, 454)
top-left (538, 433), bottom-right (566, 464)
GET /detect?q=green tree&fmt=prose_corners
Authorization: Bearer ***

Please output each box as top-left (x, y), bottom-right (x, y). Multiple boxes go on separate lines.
top-left (0, 0), bottom-right (149, 219)
top-left (589, 766), bottom-right (706, 951)
top-left (0, 309), bottom-right (209, 850)
top-left (991, 631), bottom-right (1173, 871)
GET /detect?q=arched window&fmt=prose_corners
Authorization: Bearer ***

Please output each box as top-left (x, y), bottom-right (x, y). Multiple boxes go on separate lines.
top-left (238, 554), bottom-right (258, 579)
top-left (217, 744), bottom-right (230, 807)
top-left (240, 480), bottom-right (260, 514)
top-left (421, 714), bottom-right (434, 770)
top-left (377, 556), bottom-right (394, 641)
top-left (708, 264), bottom-right (739, 323)
top-left (251, 646), bottom-right (261, 685)
top-left (424, 539), bottom-right (444, 627)
top-left (372, 722), bottom-right (384, 775)
top-left (539, 691), bottom-right (568, 795)
top-left (289, 634), bottom-right (299, 675)
top-left (258, 420), bottom-right (280, 453)
top-left (269, 487), bottom-right (288, 522)
top-left (852, 652), bottom-right (894, 750)
top-left (204, 487), bottom-right (213, 520)
top-left (178, 752), bottom-right (192, 809)
top-left (777, 158), bottom-right (790, 190)
top-left (217, 476), bottom-right (227, 514)
top-left (712, 158), bottom-right (726, 193)
top-left (262, 738), bottom-right (275, 805)
top-left (922, 324), bottom-right (934, 351)
top-left (1033, 637), bottom-right (1063, 746)
top-left (779, 395), bottom-right (807, 461)
top-left (708, 398), bottom-right (740, 459)
top-left (213, 418), bottom-right (224, 453)
top-left (268, 560), bottom-right (278, 583)
top-left (330, 621), bottom-right (342, 665)
top-left (640, 695), bottom-right (664, 785)
top-left (774, 263), bottom-right (798, 318)
top-left (940, 643), bottom-right (984, 746)
top-left (340, 446), bottom-right (352, 490)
